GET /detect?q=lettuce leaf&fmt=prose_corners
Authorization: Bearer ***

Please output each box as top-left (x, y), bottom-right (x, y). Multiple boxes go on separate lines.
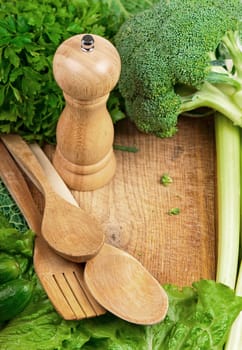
top-left (0, 228), bottom-right (35, 257)
top-left (0, 180), bottom-right (34, 257)
top-left (155, 280), bottom-right (242, 349)
top-left (0, 279), bottom-right (241, 349)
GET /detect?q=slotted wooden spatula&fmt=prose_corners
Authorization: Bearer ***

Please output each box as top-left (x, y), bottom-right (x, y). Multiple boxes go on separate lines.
top-left (0, 140), bottom-right (105, 320)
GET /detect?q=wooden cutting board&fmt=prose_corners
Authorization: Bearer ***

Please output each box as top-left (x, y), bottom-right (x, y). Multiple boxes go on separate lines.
top-left (33, 116), bottom-right (216, 287)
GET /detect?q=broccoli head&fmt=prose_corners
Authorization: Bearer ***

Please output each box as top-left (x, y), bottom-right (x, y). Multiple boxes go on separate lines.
top-left (115, 0), bottom-right (242, 137)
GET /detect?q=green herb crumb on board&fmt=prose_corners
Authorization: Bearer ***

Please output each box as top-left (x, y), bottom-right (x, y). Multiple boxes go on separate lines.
top-left (168, 207), bottom-right (180, 216)
top-left (160, 173), bottom-right (173, 186)
top-left (113, 144), bottom-right (139, 152)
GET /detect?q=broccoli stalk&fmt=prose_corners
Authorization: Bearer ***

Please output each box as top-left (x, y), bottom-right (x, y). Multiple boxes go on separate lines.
top-left (180, 81), bottom-right (242, 126)
top-left (222, 31), bottom-right (242, 79)
top-left (179, 30), bottom-right (242, 126)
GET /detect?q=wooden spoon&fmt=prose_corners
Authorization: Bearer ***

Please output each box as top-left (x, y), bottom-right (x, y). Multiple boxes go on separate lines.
top-left (30, 143), bottom-right (169, 325)
top-left (0, 141), bottom-right (106, 320)
top-left (84, 244), bottom-right (168, 325)
top-left (1, 134), bottom-right (105, 263)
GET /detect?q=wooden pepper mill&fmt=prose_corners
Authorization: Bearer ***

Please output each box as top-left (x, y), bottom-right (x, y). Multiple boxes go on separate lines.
top-left (52, 34), bottom-right (121, 191)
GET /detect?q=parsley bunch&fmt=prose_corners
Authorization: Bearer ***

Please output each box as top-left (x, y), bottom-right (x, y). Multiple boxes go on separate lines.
top-left (0, 0), bottom-right (157, 143)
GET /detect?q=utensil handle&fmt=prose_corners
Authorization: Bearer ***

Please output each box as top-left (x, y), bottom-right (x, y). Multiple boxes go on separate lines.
top-left (0, 140), bottom-right (42, 234)
top-left (1, 134), bottom-right (52, 196)
top-left (29, 143), bottom-right (78, 207)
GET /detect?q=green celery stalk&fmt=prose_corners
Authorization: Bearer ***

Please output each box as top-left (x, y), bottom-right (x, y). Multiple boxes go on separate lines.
top-left (235, 264), bottom-right (242, 296)
top-left (225, 129), bottom-right (242, 349)
top-left (224, 263), bottom-right (242, 349)
top-left (235, 131), bottom-right (242, 295)
top-left (215, 113), bottom-right (240, 289)
top-left (225, 263), bottom-right (242, 349)
top-left (225, 311), bottom-right (242, 349)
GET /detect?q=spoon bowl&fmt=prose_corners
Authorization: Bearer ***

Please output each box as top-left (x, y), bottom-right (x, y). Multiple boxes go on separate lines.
top-left (41, 192), bottom-right (104, 261)
top-left (84, 243), bottom-right (168, 324)
top-left (1, 134), bottom-right (105, 262)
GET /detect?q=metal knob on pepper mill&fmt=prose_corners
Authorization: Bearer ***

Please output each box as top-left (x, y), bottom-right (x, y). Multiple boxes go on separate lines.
top-left (52, 34), bottom-right (121, 191)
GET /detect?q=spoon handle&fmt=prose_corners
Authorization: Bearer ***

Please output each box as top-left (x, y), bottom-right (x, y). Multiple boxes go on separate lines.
top-left (29, 143), bottom-right (78, 207)
top-left (0, 140), bottom-right (42, 234)
top-left (1, 134), bottom-right (52, 195)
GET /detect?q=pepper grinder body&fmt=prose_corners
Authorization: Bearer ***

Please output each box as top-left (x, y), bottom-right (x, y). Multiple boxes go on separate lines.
top-left (52, 34), bottom-right (121, 191)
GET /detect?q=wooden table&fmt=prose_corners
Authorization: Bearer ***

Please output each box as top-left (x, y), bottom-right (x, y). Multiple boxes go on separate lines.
top-left (38, 116), bottom-right (216, 287)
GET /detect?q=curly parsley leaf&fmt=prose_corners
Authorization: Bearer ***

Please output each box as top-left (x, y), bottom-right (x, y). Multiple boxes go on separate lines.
top-left (0, 0), bottom-right (159, 144)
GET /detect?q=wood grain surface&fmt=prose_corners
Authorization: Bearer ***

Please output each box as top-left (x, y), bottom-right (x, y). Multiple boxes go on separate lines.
top-left (37, 116), bottom-right (216, 287)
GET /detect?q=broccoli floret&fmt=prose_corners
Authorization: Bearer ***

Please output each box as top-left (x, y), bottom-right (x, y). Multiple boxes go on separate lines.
top-left (115, 0), bottom-right (242, 137)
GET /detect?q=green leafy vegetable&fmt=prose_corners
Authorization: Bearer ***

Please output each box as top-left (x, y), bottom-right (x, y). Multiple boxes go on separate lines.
top-left (159, 280), bottom-right (242, 349)
top-left (107, 91), bottom-right (126, 124)
top-left (0, 180), bottom-right (27, 232)
top-left (0, 181), bottom-right (34, 258)
top-left (0, 0), bottom-right (158, 143)
top-left (0, 252), bottom-right (23, 283)
top-left (0, 228), bottom-right (34, 258)
top-left (0, 279), bottom-right (241, 349)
